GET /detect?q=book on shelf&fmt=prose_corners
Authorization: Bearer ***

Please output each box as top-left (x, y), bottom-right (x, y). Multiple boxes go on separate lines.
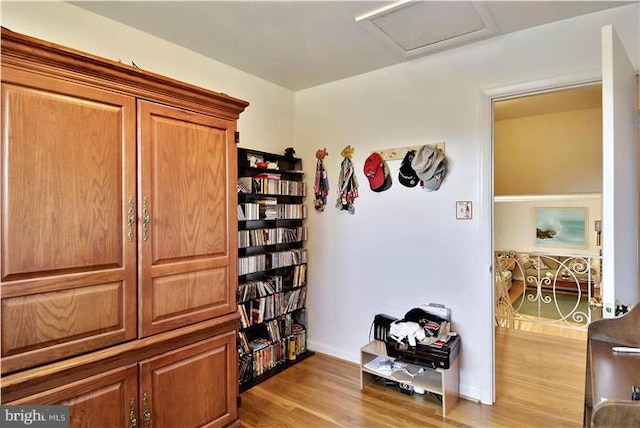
top-left (239, 353), bottom-right (253, 384)
top-left (238, 276), bottom-right (283, 302)
top-left (253, 172), bottom-right (281, 180)
top-left (238, 254), bottom-right (266, 276)
top-left (248, 338), bottom-right (270, 352)
top-left (238, 181), bottom-right (251, 193)
top-left (239, 176), bottom-right (305, 196)
top-left (238, 331), bottom-right (251, 354)
top-left (292, 264), bottom-right (307, 287)
top-left (238, 304), bottom-right (251, 329)
top-left (237, 205), bottom-right (246, 221)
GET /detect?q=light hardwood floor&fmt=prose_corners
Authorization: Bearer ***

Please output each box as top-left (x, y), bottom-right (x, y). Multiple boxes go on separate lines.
top-left (238, 328), bottom-right (587, 427)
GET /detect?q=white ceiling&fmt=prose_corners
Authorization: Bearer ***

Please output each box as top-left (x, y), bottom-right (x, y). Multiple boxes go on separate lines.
top-left (70, 1), bottom-right (633, 91)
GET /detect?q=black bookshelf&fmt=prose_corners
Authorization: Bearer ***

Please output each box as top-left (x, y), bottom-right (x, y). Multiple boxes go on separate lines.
top-left (237, 147), bottom-right (312, 393)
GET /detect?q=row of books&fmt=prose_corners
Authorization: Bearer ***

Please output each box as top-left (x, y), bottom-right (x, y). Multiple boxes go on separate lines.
top-left (238, 254), bottom-right (266, 275)
top-left (278, 204), bottom-right (307, 220)
top-left (238, 176), bottom-right (306, 196)
top-left (237, 316), bottom-right (304, 355)
top-left (238, 266), bottom-right (306, 302)
top-left (238, 352), bottom-right (253, 384)
top-left (238, 202), bottom-right (307, 221)
top-left (237, 287), bottom-right (307, 328)
top-left (251, 338), bottom-right (286, 378)
top-left (266, 314), bottom-right (304, 342)
top-left (238, 198), bottom-right (276, 220)
top-left (238, 276), bottom-right (283, 302)
top-left (291, 263), bottom-right (307, 288)
top-left (238, 226), bottom-right (307, 248)
top-left (239, 331), bottom-right (308, 381)
top-left (238, 249), bottom-right (308, 275)
top-left (271, 248), bottom-right (307, 269)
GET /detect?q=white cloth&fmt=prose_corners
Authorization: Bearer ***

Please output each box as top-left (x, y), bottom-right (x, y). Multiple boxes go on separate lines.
top-left (389, 321), bottom-right (426, 347)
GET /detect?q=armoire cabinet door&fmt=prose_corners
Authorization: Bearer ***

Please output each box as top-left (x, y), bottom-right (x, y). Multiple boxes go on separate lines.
top-left (8, 364), bottom-right (138, 428)
top-left (1, 69), bottom-right (138, 374)
top-left (137, 101), bottom-right (238, 337)
top-left (139, 330), bottom-right (238, 428)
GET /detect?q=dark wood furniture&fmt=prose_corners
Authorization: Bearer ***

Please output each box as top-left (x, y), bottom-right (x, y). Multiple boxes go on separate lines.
top-left (1, 27), bottom-right (248, 427)
top-left (584, 304), bottom-right (640, 427)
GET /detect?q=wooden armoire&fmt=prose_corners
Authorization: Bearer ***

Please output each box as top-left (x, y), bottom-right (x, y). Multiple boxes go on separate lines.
top-left (0, 28), bottom-right (247, 428)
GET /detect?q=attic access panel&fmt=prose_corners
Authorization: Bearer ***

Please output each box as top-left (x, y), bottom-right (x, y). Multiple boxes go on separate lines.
top-left (356, 0), bottom-right (497, 58)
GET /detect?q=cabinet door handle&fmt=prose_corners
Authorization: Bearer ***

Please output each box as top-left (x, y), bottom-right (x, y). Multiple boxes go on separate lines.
top-left (142, 392), bottom-right (152, 426)
top-left (127, 197), bottom-right (136, 242)
top-left (142, 197), bottom-right (151, 241)
top-left (129, 398), bottom-right (138, 428)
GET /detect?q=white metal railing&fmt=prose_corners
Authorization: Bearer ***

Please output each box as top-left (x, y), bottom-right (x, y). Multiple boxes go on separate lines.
top-left (494, 251), bottom-right (602, 330)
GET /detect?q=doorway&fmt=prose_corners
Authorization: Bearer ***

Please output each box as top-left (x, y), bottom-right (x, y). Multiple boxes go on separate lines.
top-left (492, 84), bottom-right (603, 337)
top-left (478, 72), bottom-right (602, 405)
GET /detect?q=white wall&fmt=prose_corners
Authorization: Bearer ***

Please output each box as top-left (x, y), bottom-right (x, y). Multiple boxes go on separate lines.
top-left (3, 0), bottom-right (639, 407)
top-left (295, 4), bottom-right (639, 403)
top-left (495, 108), bottom-right (603, 195)
top-left (0, 1), bottom-right (296, 153)
top-left (494, 194), bottom-right (602, 256)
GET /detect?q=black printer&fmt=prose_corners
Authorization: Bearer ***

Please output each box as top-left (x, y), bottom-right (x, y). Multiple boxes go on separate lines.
top-left (373, 306), bottom-right (461, 370)
top-left (385, 334), bottom-right (460, 369)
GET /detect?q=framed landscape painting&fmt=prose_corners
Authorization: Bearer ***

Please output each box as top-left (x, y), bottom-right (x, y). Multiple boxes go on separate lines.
top-left (535, 207), bottom-right (587, 248)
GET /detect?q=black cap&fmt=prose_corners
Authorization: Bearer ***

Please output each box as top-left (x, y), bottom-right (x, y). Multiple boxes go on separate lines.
top-left (398, 150), bottom-right (419, 187)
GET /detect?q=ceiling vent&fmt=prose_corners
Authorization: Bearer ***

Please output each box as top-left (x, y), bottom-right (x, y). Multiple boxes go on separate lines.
top-left (356, 0), bottom-right (498, 58)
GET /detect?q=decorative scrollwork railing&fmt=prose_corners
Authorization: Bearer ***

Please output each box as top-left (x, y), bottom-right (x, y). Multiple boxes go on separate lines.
top-left (494, 251), bottom-right (602, 330)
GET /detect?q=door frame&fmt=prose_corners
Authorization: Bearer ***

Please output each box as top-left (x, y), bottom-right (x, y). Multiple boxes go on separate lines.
top-left (479, 70), bottom-right (601, 404)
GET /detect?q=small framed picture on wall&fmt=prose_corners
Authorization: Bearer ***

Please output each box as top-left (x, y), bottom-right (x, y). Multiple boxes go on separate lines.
top-left (456, 201), bottom-right (472, 220)
top-left (534, 207), bottom-right (588, 248)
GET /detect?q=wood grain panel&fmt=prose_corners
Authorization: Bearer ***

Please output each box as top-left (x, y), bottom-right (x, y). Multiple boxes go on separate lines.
top-left (146, 107), bottom-right (228, 263)
top-left (140, 332), bottom-right (237, 428)
top-left (151, 267), bottom-right (228, 322)
top-left (1, 282), bottom-right (124, 357)
top-left (8, 364), bottom-right (138, 428)
top-left (1, 69), bottom-right (137, 373)
top-left (138, 100), bottom-right (236, 337)
top-left (2, 83), bottom-right (124, 278)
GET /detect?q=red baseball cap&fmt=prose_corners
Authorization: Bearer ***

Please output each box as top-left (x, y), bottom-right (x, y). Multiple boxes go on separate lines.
top-left (364, 152), bottom-right (385, 190)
